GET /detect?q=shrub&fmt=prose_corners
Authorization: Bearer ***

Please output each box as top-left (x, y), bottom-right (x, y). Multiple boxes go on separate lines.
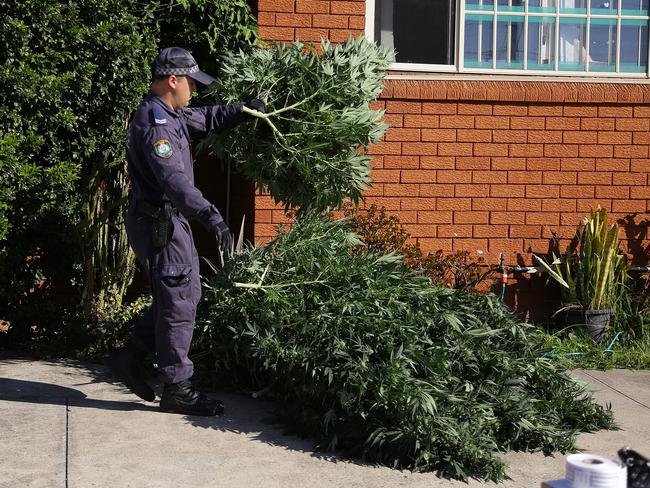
top-left (80, 296), bottom-right (152, 360)
top-left (0, 0), bottom-right (257, 349)
top-left (345, 205), bottom-right (494, 292)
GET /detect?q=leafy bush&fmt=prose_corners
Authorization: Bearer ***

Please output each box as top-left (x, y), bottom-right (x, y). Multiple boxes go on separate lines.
top-left (343, 204), bottom-right (417, 256)
top-left (80, 296), bottom-right (152, 360)
top-left (195, 216), bottom-right (614, 481)
top-left (0, 0), bottom-right (158, 346)
top-left (202, 38), bottom-right (392, 214)
top-left (0, 0), bottom-right (257, 349)
top-left (157, 0), bottom-right (258, 73)
top-left (345, 205), bottom-right (494, 292)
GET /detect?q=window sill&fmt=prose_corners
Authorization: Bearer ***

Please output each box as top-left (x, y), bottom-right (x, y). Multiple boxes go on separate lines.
top-left (381, 75), bottom-right (650, 103)
top-left (387, 71), bottom-right (650, 84)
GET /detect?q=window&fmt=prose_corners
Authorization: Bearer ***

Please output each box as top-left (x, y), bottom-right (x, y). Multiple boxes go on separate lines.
top-left (374, 0), bottom-right (456, 66)
top-left (367, 0), bottom-right (649, 75)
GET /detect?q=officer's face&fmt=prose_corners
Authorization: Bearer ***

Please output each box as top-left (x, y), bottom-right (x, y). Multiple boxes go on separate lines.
top-left (172, 75), bottom-right (197, 109)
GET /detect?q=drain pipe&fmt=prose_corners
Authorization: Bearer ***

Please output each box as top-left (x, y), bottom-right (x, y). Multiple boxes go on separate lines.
top-left (225, 159), bottom-right (231, 227)
top-left (499, 253), bottom-right (507, 302)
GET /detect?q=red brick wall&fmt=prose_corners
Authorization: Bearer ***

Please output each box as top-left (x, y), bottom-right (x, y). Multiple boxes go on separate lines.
top-left (258, 0), bottom-right (365, 43)
top-left (367, 80), bottom-right (650, 267)
top-left (254, 2), bottom-right (650, 273)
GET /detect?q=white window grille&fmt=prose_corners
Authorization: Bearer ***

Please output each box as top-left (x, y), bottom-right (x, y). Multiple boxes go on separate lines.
top-left (366, 0), bottom-right (649, 76)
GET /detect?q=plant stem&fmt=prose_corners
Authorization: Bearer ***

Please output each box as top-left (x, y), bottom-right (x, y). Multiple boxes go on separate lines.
top-left (241, 106), bottom-right (285, 140)
top-left (266, 91), bottom-right (319, 116)
top-left (233, 279), bottom-right (326, 291)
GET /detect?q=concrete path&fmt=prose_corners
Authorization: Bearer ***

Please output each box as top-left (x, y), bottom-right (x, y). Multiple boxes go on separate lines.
top-left (1, 352), bottom-right (648, 488)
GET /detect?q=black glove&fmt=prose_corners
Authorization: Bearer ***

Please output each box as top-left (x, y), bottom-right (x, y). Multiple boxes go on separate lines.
top-left (213, 221), bottom-right (233, 255)
top-left (246, 98), bottom-right (266, 114)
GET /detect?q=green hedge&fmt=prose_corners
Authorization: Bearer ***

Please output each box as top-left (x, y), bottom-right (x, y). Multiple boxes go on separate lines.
top-left (0, 0), bottom-right (257, 349)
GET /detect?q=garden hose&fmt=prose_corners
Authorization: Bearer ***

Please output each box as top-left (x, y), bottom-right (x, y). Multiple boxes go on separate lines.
top-left (602, 331), bottom-right (624, 354)
top-left (541, 332), bottom-right (624, 360)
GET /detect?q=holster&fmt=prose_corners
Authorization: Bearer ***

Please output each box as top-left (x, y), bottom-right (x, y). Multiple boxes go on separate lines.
top-left (151, 202), bottom-right (174, 248)
top-left (132, 199), bottom-right (177, 248)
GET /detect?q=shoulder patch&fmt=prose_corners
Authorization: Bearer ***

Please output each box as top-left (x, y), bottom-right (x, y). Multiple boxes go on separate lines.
top-left (151, 106), bottom-right (167, 125)
top-left (153, 139), bottom-right (173, 159)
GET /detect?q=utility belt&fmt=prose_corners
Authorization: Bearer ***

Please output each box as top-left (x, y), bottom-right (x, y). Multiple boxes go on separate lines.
top-left (132, 199), bottom-right (179, 248)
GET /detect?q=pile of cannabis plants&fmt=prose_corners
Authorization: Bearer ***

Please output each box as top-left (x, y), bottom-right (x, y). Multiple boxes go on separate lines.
top-left (201, 37), bottom-right (392, 213)
top-left (196, 217), bottom-right (614, 481)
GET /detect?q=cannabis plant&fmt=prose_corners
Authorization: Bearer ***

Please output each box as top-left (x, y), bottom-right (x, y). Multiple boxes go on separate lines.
top-left (201, 37), bottom-right (392, 214)
top-left (196, 216), bottom-right (614, 481)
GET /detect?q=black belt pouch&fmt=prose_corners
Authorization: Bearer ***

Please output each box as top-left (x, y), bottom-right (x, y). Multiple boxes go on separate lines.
top-left (151, 202), bottom-right (173, 248)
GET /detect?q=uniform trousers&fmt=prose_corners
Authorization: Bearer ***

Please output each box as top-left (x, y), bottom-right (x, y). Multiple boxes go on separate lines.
top-left (125, 208), bottom-right (201, 384)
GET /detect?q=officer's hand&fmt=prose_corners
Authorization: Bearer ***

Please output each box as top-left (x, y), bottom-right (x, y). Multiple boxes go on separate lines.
top-left (246, 98), bottom-right (266, 114)
top-left (213, 221), bottom-right (234, 256)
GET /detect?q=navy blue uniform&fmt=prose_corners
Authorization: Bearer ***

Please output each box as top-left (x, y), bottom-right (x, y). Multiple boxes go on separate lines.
top-left (125, 93), bottom-right (245, 384)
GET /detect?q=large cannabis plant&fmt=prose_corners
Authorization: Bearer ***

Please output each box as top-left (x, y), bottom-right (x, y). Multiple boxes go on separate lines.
top-left (195, 216), bottom-right (615, 481)
top-left (200, 37), bottom-right (392, 214)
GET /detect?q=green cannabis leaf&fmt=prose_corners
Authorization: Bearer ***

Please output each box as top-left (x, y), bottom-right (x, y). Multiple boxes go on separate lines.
top-left (201, 37), bottom-right (393, 215)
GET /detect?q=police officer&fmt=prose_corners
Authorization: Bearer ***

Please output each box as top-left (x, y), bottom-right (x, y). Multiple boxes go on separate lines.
top-left (107, 47), bottom-right (265, 416)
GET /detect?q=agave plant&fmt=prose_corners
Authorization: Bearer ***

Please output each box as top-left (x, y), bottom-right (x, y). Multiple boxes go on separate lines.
top-left (534, 207), bottom-right (627, 312)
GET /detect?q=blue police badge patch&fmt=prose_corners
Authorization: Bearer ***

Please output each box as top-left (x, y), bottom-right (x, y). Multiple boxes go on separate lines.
top-left (153, 139), bottom-right (173, 158)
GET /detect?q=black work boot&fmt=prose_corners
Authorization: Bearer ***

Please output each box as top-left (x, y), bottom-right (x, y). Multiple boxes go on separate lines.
top-left (105, 344), bottom-right (155, 402)
top-left (159, 380), bottom-right (224, 416)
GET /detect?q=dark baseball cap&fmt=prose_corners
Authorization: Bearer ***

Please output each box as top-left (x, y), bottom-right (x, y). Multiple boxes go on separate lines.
top-left (151, 47), bottom-right (216, 86)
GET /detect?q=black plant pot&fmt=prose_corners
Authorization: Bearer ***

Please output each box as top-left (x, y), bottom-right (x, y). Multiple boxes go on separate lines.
top-left (584, 309), bottom-right (612, 342)
top-left (562, 307), bottom-right (585, 328)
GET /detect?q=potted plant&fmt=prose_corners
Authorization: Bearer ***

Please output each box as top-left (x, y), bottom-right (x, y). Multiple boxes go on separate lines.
top-left (534, 208), bottom-right (627, 341)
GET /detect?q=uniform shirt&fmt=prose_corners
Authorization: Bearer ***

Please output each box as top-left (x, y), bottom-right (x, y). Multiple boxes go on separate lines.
top-left (126, 93), bottom-right (245, 233)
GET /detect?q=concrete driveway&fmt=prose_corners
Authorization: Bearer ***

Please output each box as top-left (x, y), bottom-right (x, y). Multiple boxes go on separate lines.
top-left (1, 352), bottom-right (648, 488)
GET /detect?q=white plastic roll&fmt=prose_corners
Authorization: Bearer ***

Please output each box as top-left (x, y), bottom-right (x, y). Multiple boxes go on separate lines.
top-left (566, 454), bottom-right (627, 488)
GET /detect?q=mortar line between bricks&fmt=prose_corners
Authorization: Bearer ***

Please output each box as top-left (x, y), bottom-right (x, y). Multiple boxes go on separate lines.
top-left (65, 396), bottom-right (69, 488)
top-left (582, 371), bottom-right (650, 411)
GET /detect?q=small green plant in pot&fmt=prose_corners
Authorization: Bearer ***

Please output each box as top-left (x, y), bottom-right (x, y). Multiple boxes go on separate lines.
top-left (535, 207), bottom-right (627, 341)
